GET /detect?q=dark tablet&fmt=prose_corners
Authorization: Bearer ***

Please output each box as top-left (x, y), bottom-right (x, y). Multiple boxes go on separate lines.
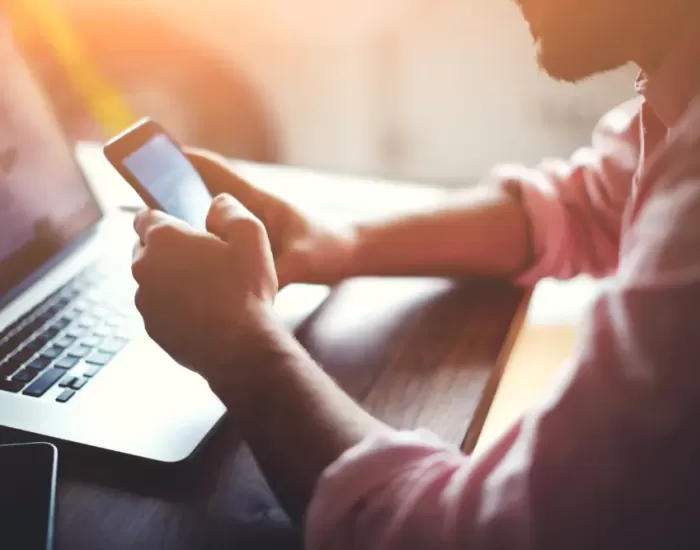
top-left (0, 442), bottom-right (57, 550)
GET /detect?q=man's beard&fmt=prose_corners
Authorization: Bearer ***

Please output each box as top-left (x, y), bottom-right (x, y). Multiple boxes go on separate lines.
top-left (519, 8), bottom-right (629, 83)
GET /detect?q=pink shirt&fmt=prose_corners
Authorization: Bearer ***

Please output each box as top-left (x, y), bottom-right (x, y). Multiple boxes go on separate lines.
top-left (305, 20), bottom-right (700, 550)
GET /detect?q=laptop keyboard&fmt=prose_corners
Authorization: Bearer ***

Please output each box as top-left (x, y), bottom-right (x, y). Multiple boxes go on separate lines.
top-left (0, 261), bottom-right (136, 403)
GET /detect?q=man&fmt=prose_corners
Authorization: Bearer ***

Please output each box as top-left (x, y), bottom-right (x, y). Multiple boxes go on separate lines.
top-left (131, 0), bottom-right (700, 547)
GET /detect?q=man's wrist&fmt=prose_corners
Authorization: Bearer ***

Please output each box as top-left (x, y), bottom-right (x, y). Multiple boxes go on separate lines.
top-left (300, 223), bottom-right (361, 285)
top-left (209, 302), bottom-right (301, 407)
top-left (334, 223), bottom-right (361, 281)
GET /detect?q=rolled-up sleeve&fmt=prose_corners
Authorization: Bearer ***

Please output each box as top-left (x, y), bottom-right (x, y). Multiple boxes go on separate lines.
top-left (305, 108), bottom-right (700, 550)
top-left (305, 430), bottom-right (465, 550)
top-left (497, 97), bottom-right (643, 285)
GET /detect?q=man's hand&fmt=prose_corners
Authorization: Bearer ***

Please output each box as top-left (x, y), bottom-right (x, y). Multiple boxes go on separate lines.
top-left (132, 190), bottom-right (387, 523)
top-left (132, 194), bottom-right (279, 392)
top-left (185, 147), bottom-right (357, 287)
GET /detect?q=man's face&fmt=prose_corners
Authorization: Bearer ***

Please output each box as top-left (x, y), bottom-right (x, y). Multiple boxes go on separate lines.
top-left (515, 0), bottom-right (655, 82)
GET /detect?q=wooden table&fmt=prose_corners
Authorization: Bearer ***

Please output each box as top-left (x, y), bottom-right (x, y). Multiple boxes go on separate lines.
top-left (3, 147), bottom-right (529, 550)
top-left (474, 277), bottom-right (602, 454)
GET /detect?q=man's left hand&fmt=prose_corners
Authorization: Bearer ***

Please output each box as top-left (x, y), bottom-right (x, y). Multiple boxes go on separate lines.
top-left (132, 194), bottom-right (279, 391)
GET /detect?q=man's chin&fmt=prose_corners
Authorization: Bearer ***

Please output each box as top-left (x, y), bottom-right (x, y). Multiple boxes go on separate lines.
top-left (536, 45), bottom-right (600, 83)
top-left (537, 52), bottom-right (583, 83)
top-left (535, 38), bottom-right (630, 83)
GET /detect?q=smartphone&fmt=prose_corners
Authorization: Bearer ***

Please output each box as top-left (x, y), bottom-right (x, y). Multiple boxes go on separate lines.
top-left (0, 442), bottom-right (58, 550)
top-left (103, 117), bottom-right (213, 229)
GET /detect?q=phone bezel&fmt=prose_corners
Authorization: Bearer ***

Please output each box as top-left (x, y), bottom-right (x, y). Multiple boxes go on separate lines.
top-left (103, 117), bottom-right (186, 211)
top-left (0, 442), bottom-right (58, 550)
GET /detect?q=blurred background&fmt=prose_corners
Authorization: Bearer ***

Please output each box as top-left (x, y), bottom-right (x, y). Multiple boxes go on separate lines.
top-left (13, 0), bottom-right (636, 187)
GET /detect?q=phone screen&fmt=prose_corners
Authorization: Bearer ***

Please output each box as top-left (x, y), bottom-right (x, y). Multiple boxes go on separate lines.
top-left (122, 133), bottom-right (212, 229)
top-left (0, 443), bottom-right (57, 550)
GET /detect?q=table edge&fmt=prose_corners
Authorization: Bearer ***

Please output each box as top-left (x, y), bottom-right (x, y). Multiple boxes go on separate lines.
top-left (461, 287), bottom-right (533, 453)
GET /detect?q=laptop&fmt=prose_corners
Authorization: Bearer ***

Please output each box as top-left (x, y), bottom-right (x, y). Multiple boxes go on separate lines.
top-left (0, 23), bottom-right (327, 462)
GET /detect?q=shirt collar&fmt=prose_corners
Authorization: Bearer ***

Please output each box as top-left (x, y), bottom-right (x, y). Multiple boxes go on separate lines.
top-left (637, 17), bottom-right (700, 128)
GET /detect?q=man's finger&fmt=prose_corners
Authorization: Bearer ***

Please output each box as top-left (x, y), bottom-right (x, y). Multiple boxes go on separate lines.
top-left (133, 209), bottom-right (192, 244)
top-left (185, 147), bottom-right (275, 217)
top-left (133, 209), bottom-right (171, 242)
top-left (206, 193), bottom-right (258, 243)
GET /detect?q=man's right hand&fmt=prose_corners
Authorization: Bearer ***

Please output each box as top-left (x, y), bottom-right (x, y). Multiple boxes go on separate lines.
top-left (186, 147), bottom-right (358, 287)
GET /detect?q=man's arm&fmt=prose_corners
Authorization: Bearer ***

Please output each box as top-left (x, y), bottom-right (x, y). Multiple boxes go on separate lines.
top-left (341, 98), bottom-right (642, 284)
top-left (211, 315), bottom-right (390, 523)
top-left (212, 160), bottom-right (700, 546)
top-left (189, 98), bottom-right (640, 287)
top-left (130, 197), bottom-right (391, 524)
top-left (295, 115), bottom-right (700, 548)
top-left (343, 183), bottom-right (533, 279)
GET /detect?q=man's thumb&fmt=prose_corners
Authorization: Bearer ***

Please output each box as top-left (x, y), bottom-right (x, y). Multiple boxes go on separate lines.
top-left (185, 147), bottom-right (269, 214)
top-left (205, 193), bottom-right (257, 242)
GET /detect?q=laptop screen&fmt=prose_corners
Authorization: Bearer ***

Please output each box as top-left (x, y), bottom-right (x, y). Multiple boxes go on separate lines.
top-left (0, 20), bottom-right (102, 300)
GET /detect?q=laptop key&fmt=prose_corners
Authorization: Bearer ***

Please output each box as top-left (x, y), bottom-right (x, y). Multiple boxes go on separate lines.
top-left (13, 346), bottom-right (35, 364)
top-left (85, 351), bottom-right (114, 366)
top-left (53, 317), bottom-right (72, 330)
top-left (71, 298), bottom-right (89, 311)
top-left (92, 306), bottom-right (110, 319)
top-left (56, 389), bottom-right (76, 403)
top-left (55, 356), bottom-right (80, 370)
top-left (66, 325), bottom-right (88, 339)
top-left (32, 315), bottom-right (53, 331)
top-left (0, 380), bottom-right (24, 393)
top-left (105, 317), bottom-right (123, 328)
top-left (54, 297), bottom-right (71, 309)
top-left (41, 346), bottom-right (63, 360)
top-left (31, 332), bottom-right (51, 347)
top-left (47, 322), bottom-right (64, 334)
top-left (13, 325), bottom-right (35, 343)
top-left (81, 336), bottom-right (102, 348)
top-left (0, 358), bottom-right (21, 379)
top-left (67, 344), bottom-right (91, 359)
top-left (2, 333), bottom-right (27, 355)
top-left (28, 356), bottom-right (52, 371)
top-left (42, 304), bottom-right (62, 319)
top-left (71, 378), bottom-right (88, 390)
top-left (43, 327), bottom-right (61, 340)
top-left (23, 368), bottom-right (66, 397)
top-left (93, 326), bottom-right (112, 338)
top-left (0, 340), bottom-right (15, 361)
top-left (83, 366), bottom-right (100, 378)
top-left (100, 337), bottom-right (129, 355)
top-left (59, 376), bottom-right (78, 389)
top-left (23, 317), bottom-right (45, 335)
top-left (54, 335), bottom-right (77, 349)
top-left (13, 368), bottom-right (40, 384)
top-left (66, 306), bottom-right (85, 318)
top-left (78, 316), bottom-right (100, 329)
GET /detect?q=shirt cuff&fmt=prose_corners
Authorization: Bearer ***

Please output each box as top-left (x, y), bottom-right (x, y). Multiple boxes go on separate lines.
top-left (305, 430), bottom-right (461, 550)
top-left (493, 164), bottom-right (571, 285)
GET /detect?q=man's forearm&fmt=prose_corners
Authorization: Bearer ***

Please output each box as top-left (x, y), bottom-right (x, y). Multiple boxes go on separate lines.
top-left (343, 183), bottom-right (531, 280)
top-left (216, 309), bottom-right (389, 524)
